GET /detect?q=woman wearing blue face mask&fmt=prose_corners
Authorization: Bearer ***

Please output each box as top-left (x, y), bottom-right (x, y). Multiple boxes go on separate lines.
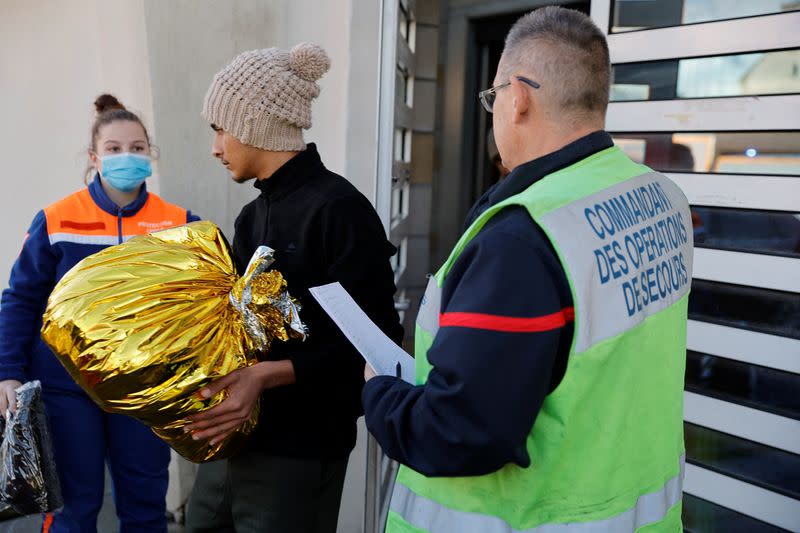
top-left (0, 94), bottom-right (201, 533)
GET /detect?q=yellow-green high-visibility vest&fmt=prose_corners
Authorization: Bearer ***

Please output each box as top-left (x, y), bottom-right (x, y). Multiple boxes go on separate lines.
top-left (388, 146), bottom-right (692, 532)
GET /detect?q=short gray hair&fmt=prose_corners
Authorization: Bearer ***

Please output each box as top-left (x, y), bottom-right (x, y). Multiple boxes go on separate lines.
top-left (501, 6), bottom-right (609, 119)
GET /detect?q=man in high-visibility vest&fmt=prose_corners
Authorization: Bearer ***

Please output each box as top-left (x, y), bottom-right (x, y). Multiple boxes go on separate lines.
top-left (363, 6), bottom-right (692, 532)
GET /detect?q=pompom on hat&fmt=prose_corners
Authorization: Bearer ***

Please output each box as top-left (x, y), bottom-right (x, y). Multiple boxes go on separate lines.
top-left (202, 43), bottom-right (330, 151)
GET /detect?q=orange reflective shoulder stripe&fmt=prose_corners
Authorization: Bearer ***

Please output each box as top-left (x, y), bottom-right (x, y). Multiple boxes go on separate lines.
top-left (44, 190), bottom-right (188, 244)
top-left (144, 193), bottom-right (187, 222)
top-left (121, 193), bottom-right (188, 237)
top-left (44, 189), bottom-right (94, 234)
top-left (44, 189), bottom-right (119, 245)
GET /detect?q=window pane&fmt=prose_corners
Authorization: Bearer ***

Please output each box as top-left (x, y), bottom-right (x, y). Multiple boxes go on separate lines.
top-left (692, 206), bottom-right (800, 258)
top-left (688, 280), bottom-right (800, 340)
top-left (685, 351), bottom-right (800, 420)
top-left (399, 6), bottom-right (409, 40)
top-left (683, 493), bottom-right (789, 533)
top-left (611, 50), bottom-right (800, 102)
top-left (685, 423), bottom-right (800, 499)
top-left (612, 132), bottom-right (800, 176)
top-left (396, 68), bottom-right (406, 107)
top-left (611, 0), bottom-right (800, 33)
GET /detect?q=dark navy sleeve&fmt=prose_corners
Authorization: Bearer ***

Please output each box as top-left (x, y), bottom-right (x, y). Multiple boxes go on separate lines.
top-left (0, 211), bottom-right (58, 382)
top-left (186, 210), bottom-right (202, 223)
top-left (363, 207), bottom-right (572, 477)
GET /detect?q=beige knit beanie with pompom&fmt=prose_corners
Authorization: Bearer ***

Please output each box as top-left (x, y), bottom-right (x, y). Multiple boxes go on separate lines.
top-left (202, 43), bottom-right (330, 151)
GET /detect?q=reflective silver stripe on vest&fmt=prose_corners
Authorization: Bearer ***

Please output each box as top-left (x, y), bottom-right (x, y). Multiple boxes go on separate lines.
top-left (537, 172), bottom-right (693, 353)
top-left (416, 275), bottom-right (442, 337)
top-left (48, 233), bottom-right (139, 246)
top-left (390, 455), bottom-right (684, 533)
top-left (48, 233), bottom-right (120, 246)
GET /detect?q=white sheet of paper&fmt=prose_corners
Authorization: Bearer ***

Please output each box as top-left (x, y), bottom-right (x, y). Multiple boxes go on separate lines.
top-left (309, 282), bottom-right (415, 384)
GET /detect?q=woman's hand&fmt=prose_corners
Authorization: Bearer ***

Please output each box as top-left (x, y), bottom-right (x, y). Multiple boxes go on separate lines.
top-left (0, 380), bottom-right (22, 418)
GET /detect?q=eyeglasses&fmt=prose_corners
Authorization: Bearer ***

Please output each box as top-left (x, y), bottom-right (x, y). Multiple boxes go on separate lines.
top-left (478, 76), bottom-right (541, 113)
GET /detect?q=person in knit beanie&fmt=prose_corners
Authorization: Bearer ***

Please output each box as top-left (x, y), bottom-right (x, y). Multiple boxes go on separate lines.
top-left (202, 43), bottom-right (330, 153)
top-left (184, 44), bottom-right (403, 533)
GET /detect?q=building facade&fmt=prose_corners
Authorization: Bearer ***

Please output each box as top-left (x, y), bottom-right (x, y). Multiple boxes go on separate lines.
top-left (1, 0), bottom-right (798, 531)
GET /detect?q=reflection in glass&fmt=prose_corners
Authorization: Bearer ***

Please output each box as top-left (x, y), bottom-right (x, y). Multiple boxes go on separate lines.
top-left (612, 132), bottom-right (800, 176)
top-left (611, 50), bottom-right (800, 102)
top-left (692, 206), bottom-right (800, 258)
top-left (685, 351), bottom-right (800, 420)
top-left (685, 423), bottom-right (800, 499)
top-left (683, 493), bottom-right (788, 533)
top-left (689, 280), bottom-right (800, 340)
top-left (611, 0), bottom-right (800, 33)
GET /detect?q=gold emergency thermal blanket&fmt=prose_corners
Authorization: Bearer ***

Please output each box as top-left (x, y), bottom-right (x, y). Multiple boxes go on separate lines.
top-left (40, 221), bottom-right (305, 462)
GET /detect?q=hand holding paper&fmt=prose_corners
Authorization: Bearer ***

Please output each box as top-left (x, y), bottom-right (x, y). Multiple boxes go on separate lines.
top-left (364, 363), bottom-right (377, 382)
top-left (309, 283), bottom-right (415, 384)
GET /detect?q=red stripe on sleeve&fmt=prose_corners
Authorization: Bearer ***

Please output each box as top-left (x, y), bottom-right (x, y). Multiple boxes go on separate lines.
top-left (42, 513), bottom-right (54, 532)
top-left (439, 307), bottom-right (575, 333)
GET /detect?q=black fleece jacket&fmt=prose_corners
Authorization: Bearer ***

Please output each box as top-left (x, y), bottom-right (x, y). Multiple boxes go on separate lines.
top-left (233, 143), bottom-right (403, 459)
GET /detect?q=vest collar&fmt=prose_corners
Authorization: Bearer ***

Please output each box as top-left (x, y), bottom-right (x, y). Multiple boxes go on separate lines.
top-left (491, 131), bottom-right (614, 207)
top-left (464, 132), bottom-right (613, 229)
top-left (88, 174), bottom-right (150, 217)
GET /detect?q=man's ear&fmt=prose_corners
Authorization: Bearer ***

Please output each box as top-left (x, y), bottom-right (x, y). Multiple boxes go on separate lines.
top-left (510, 77), bottom-right (531, 124)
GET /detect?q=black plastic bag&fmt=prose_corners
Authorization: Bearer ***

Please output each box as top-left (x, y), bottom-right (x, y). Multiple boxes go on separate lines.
top-left (0, 381), bottom-right (62, 518)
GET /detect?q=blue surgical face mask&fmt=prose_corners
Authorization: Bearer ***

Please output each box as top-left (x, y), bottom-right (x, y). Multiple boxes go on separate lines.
top-left (100, 153), bottom-right (152, 192)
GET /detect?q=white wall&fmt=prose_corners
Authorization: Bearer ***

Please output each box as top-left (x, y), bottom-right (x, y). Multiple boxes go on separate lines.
top-left (1, 1), bottom-right (383, 531)
top-left (141, 0), bottom-right (282, 239)
top-left (138, 0), bottom-right (375, 235)
top-left (0, 0), bottom-right (377, 277)
top-left (345, 0), bottom-right (383, 204)
top-left (0, 0), bottom-right (325, 278)
top-left (0, 0), bottom-right (157, 288)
